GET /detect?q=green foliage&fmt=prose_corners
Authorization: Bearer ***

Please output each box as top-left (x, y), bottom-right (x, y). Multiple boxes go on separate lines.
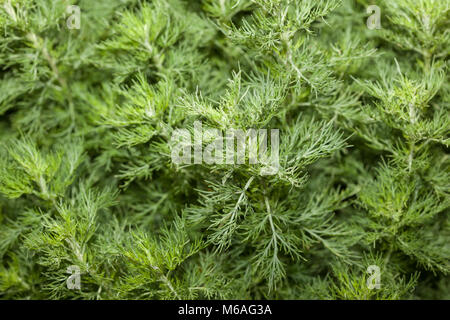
top-left (0, 0), bottom-right (448, 299)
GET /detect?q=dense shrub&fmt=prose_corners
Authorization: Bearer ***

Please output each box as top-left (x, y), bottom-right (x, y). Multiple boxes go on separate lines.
top-left (0, 0), bottom-right (448, 299)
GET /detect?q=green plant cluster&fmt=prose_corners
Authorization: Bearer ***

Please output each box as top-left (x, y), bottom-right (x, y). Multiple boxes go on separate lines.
top-left (0, 0), bottom-right (448, 299)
